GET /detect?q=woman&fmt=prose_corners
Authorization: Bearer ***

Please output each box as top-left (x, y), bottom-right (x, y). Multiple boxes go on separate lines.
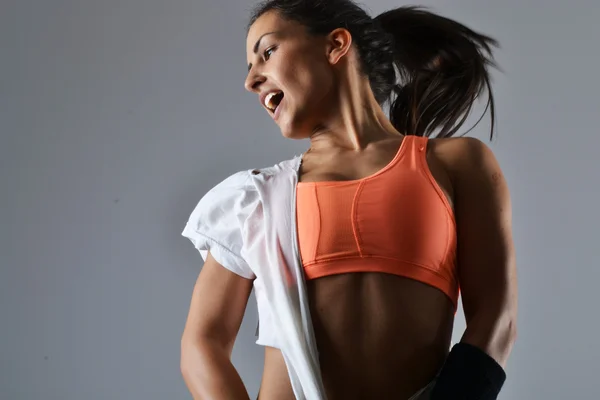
top-left (180, 1), bottom-right (518, 399)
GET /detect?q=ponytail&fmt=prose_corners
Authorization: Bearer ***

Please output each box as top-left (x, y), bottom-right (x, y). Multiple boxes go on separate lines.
top-left (248, 1), bottom-right (500, 139)
top-left (375, 6), bottom-right (500, 139)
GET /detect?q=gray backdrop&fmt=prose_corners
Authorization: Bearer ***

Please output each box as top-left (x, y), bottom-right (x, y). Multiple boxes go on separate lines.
top-left (2, 0), bottom-right (599, 399)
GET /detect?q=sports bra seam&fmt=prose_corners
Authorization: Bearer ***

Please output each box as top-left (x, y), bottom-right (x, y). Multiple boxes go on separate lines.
top-left (313, 184), bottom-right (322, 262)
top-left (352, 181), bottom-right (366, 257)
top-left (303, 255), bottom-right (454, 283)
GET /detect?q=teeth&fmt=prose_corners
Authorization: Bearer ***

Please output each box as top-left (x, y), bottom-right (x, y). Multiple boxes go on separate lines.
top-left (265, 91), bottom-right (282, 110)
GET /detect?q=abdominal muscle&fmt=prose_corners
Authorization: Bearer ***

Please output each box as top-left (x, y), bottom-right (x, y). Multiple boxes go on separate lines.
top-left (256, 273), bottom-right (455, 400)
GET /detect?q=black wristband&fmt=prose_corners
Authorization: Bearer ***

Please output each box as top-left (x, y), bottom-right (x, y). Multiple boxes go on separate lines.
top-left (430, 342), bottom-right (506, 400)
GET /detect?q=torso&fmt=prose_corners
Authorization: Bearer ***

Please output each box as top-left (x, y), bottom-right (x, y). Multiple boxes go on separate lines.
top-left (257, 135), bottom-right (459, 400)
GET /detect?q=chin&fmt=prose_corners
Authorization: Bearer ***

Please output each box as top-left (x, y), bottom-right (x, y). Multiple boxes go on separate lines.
top-left (278, 114), bottom-right (312, 140)
top-left (278, 126), bottom-right (297, 140)
top-left (276, 117), bottom-right (296, 139)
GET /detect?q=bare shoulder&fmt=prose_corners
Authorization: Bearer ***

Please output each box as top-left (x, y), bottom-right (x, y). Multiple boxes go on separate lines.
top-left (427, 136), bottom-right (500, 181)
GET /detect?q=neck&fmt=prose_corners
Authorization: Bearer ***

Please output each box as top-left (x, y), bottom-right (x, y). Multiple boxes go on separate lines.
top-left (307, 75), bottom-right (401, 154)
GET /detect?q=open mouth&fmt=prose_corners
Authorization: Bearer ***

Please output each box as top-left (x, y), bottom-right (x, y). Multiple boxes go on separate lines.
top-left (267, 91), bottom-right (284, 114)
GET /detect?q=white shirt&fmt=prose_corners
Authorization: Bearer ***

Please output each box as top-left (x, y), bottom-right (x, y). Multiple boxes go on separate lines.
top-left (181, 153), bottom-right (327, 400)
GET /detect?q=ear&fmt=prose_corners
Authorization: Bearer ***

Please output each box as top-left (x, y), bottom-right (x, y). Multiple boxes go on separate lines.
top-left (326, 27), bottom-right (353, 65)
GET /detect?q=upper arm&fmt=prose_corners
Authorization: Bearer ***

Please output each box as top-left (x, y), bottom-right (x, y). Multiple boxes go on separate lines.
top-left (448, 137), bottom-right (518, 327)
top-left (180, 170), bottom-right (258, 352)
top-left (182, 250), bottom-right (254, 354)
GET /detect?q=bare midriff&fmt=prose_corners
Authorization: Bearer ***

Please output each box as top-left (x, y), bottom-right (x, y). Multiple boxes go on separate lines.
top-left (257, 273), bottom-right (455, 400)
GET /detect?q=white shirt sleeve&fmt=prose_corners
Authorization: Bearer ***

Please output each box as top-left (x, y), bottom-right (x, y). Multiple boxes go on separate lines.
top-left (181, 170), bottom-right (257, 280)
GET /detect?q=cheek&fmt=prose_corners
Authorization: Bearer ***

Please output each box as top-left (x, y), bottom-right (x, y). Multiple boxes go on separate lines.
top-left (290, 60), bottom-right (332, 101)
top-left (307, 71), bottom-right (334, 109)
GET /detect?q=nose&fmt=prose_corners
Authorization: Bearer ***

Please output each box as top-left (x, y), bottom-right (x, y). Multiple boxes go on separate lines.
top-left (244, 68), bottom-right (265, 93)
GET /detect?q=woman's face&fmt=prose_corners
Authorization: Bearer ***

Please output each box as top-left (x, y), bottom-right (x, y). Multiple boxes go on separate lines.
top-left (245, 11), bottom-right (338, 139)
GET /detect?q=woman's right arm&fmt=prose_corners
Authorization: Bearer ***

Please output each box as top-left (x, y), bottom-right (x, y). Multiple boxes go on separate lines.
top-left (180, 250), bottom-right (254, 400)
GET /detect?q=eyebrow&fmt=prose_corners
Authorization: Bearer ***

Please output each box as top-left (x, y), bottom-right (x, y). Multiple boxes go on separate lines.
top-left (247, 31), bottom-right (281, 72)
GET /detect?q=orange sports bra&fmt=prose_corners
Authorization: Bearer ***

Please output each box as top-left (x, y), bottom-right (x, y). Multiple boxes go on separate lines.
top-left (295, 135), bottom-right (459, 309)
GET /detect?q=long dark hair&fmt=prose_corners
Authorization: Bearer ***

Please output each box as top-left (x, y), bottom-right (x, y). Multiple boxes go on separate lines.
top-left (247, 1), bottom-right (500, 140)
